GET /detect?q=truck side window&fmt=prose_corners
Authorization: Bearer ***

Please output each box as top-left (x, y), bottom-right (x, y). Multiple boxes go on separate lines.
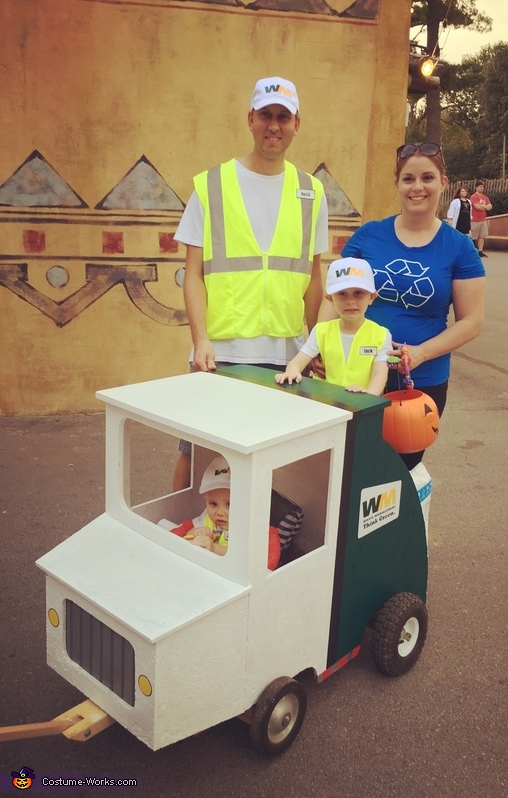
top-left (272, 450), bottom-right (330, 565)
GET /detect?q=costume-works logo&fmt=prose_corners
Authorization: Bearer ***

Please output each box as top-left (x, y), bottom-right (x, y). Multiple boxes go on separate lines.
top-left (11, 767), bottom-right (35, 790)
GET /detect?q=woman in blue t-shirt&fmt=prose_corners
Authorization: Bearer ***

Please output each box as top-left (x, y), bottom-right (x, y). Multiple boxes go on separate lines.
top-left (318, 142), bottom-right (486, 469)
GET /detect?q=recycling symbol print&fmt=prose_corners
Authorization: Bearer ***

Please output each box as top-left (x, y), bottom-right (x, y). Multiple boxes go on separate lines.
top-left (374, 259), bottom-right (434, 308)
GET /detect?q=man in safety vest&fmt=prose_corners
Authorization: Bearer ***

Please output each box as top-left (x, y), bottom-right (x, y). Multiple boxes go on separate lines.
top-left (173, 76), bottom-right (329, 489)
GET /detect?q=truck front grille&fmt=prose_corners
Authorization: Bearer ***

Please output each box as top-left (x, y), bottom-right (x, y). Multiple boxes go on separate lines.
top-left (65, 600), bottom-right (135, 706)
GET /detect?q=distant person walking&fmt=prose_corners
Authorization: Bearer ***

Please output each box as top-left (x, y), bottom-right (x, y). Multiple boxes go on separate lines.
top-left (470, 180), bottom-right (492, 258)
top-left (447, 186), bottom-right (472, 235)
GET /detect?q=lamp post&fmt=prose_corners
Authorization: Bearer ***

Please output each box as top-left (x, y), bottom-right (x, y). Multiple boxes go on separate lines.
top-left (408, 54), bottom-right (440, 95)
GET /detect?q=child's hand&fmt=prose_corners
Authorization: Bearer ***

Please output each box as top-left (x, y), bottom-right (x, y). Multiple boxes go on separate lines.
top-left (190, 531), bottom-right (215, 551)
top-left (275, 370), bottom-right (302, 385)
top-left (309, 355), bottom-right (325, 380)
top-left (193, 526), bottom-right (210, 536)
top-left (183, 525), bottom-right (208, 540)
top-left (345, 384), bottom-right (367, 393)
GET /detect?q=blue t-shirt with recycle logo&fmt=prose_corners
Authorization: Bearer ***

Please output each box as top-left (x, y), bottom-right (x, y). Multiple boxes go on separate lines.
top-left (341, 216), bottom-right (485, 387)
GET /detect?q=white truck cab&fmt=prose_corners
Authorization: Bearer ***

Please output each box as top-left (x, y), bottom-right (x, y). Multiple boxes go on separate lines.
top-left (37, 366), bottom-right (430, 754)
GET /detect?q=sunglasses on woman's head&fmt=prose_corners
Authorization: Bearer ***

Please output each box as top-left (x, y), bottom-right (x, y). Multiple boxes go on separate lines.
top-left (396, 142), bottom-right (441, 159)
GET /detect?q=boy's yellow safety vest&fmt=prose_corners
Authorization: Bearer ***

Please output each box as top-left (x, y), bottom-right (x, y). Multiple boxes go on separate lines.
top-left (315, 319), bottom-right (389, 388)
top-left (193, 159), bottom-right (324, 340)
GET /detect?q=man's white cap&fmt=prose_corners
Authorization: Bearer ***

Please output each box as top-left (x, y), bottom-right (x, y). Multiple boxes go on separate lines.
top-left (326, 257), bottom-right (376, 295)
top-left (250, 76), bottom-right (299, 115)
top-left (199, 455), bottom-right (231, 494)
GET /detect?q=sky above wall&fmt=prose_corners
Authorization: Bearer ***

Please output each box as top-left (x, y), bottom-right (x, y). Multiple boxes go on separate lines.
top-left (415, 0), bottom-right (508, 64)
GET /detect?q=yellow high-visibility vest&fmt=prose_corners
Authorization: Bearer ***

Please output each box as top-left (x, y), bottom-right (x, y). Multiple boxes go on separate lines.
top-left (192, 511), bottom-right (228, 548)
top-left (194, 159), bottom-right (324, 339)
top-left (315, 319), bottom-right (389, 388)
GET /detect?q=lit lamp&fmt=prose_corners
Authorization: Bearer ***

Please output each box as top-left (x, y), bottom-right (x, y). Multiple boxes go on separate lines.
top-left (420, 57), bottom-right (437, 77)
top-left (408, 53), bottom-right (440, 94)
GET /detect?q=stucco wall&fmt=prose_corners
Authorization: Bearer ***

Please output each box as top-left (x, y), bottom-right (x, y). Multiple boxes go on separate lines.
top-left (0, 0), bottom-right (411, 414)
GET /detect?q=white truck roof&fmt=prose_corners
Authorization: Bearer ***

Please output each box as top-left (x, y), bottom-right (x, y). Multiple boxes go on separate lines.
top-left (96, 372), bottom-right (351, 453)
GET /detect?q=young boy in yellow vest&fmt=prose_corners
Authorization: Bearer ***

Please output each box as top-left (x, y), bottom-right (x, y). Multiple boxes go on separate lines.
top-left (275, 258), bottom-right (390, 395)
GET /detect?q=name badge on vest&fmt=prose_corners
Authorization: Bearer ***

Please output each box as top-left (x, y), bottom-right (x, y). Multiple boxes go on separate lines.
top-left (296, 189), bottom-right (315, 200)
top-left (359, 346), bottom-right (377, 355)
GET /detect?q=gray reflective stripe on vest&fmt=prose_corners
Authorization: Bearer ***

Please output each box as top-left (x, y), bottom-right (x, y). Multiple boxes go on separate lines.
top-left (203, 165), bottom-right (314, 276)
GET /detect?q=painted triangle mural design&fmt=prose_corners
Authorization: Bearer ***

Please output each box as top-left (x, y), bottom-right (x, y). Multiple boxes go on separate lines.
top-left (314, 163), bottom-right (360, 217)
top-left (243, 0), bottom-right (378, 16)
top-left (0, 151), bottom-right (88, 208)
top-left (96, 156), bottom-right (185, 211)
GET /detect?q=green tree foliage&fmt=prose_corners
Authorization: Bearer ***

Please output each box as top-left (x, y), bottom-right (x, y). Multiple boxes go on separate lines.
top-left (439, 54), bottom-right (487, 180)
top-left (491, 193), bottom-right (508, 215)
top-left (407, 2), bottom-right (501, 180)
top-left (478, 45), bottom-right (508, 177)
top-left (439, 45), bottom-right (508, 180)
top-left (411, 0), bottom-right (491, 38)
top-left (408, 1), bottom-right (492, 146)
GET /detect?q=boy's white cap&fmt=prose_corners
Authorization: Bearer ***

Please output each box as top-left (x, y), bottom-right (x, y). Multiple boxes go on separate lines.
top-left (199, 455), bottom-right (231, 494)
top-left (250, 76), bottom-right (299, 115)
top-left (326, 257), bottom-right (376, 295)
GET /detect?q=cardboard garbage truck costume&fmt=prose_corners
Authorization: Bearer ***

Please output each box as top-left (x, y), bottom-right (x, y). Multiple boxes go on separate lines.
top-left (35, 366), bottom-right (431, 754)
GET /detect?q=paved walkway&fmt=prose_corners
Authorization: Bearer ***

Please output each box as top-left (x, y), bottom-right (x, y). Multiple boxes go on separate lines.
top-left (0, 251), bottom-right (506, 798)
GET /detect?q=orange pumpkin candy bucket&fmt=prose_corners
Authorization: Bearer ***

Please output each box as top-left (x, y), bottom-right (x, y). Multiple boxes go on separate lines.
top-left (382, 388), bottom-right (440, 454)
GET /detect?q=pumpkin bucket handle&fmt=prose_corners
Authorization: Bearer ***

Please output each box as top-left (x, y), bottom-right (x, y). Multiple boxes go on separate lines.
top-left (383, 346), bottom-right (440, 453)
top-left (387, 345), bottom-right (414, 394)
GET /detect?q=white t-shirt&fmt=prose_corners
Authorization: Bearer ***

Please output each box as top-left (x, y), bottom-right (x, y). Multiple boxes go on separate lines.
top-left (175, 160), bottom-right (329, 365)
top-left (300, 324), bottom-right (391, 362)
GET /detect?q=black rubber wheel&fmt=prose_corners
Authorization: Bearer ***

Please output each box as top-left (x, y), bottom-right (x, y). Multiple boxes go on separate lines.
top-left (249, 677), bottom-right (307, 755)
top-left (371, 592), bottom-right (428, 676)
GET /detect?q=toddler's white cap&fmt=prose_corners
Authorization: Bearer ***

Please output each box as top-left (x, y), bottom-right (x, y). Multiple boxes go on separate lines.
top-left (199, 455), bottom-right (231, 494)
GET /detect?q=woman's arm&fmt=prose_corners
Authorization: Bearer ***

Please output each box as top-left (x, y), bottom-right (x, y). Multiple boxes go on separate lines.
top-left (393, 276), bottom-right (485, 369)
top-left (446, 199), bottom-right (457, 227)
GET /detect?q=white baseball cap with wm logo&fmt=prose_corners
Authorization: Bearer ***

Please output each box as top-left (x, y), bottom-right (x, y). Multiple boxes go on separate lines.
top-left (250, 76), bottom-right (299, 115)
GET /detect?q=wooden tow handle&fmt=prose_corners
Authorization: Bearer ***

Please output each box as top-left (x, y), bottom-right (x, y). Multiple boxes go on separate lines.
top-left (0, 715), bottom-right (82, 742)
top-left (0, 699), bottom-right (115, 743)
